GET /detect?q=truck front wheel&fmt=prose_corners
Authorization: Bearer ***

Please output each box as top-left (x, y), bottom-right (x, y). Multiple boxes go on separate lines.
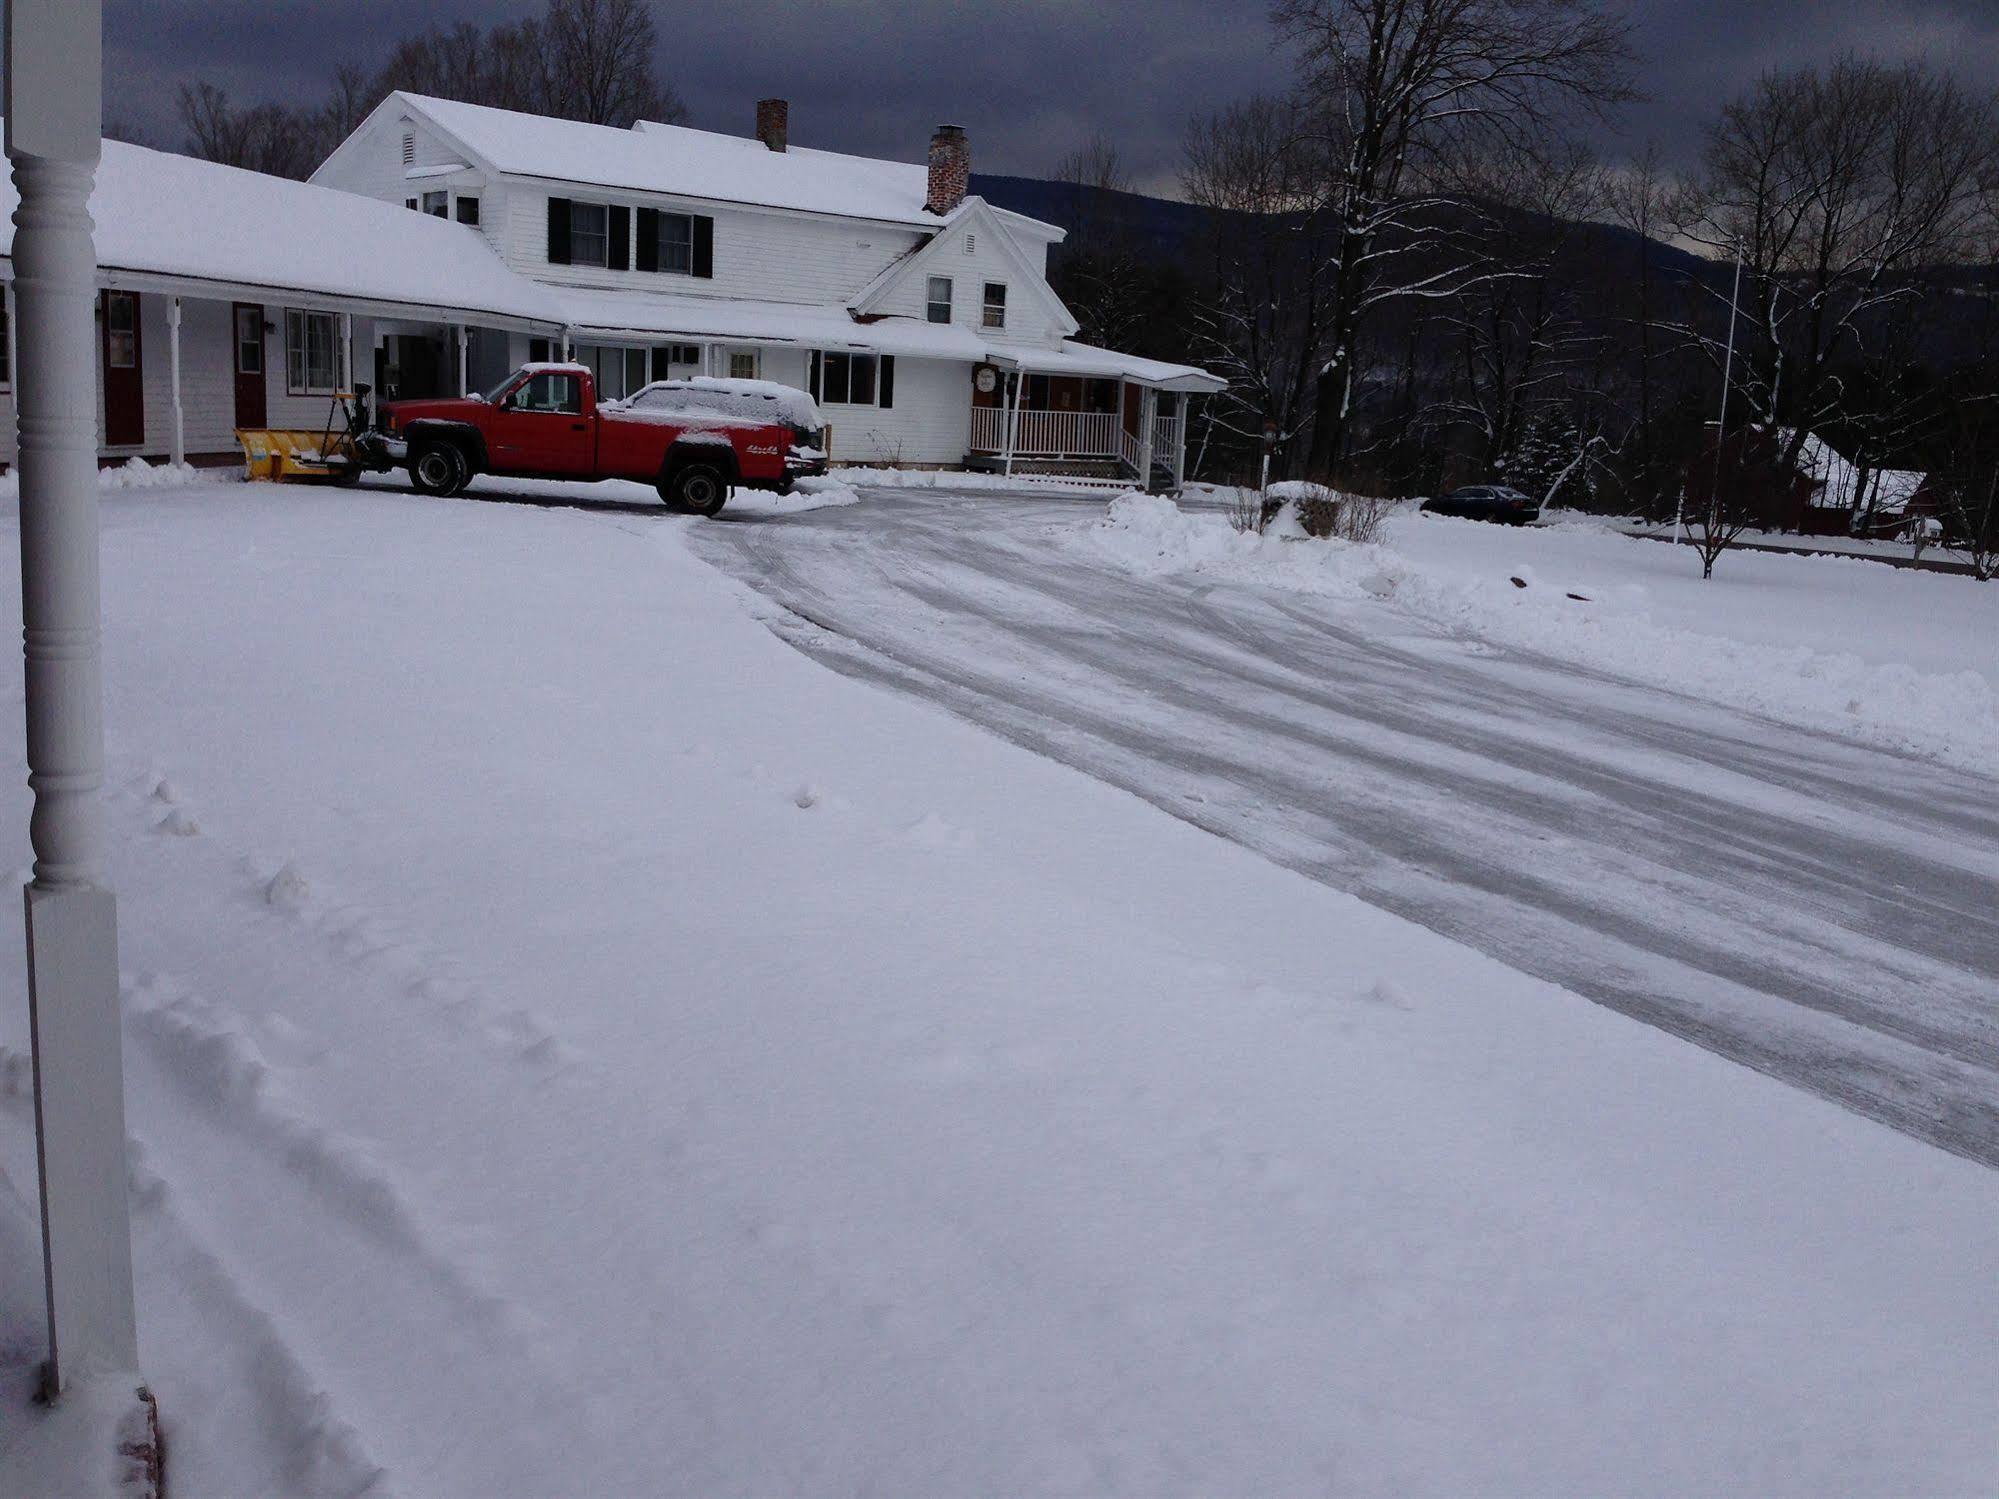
top-left (410, 441), bottom-right (468, 497)
top-left (662, 462), bottom-right (730, 517)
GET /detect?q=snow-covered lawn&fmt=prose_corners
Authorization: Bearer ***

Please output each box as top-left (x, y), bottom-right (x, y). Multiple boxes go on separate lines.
top-left (0, 477), bottom-right (1995, 1496)
top-left (1086, 493), bottom-right (1999, 774)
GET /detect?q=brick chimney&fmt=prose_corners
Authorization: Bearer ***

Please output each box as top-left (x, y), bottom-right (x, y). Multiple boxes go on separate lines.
top-left (755, 98), bottom-right (789, 153)
top-left (926, 124), bottom-right (969, 215)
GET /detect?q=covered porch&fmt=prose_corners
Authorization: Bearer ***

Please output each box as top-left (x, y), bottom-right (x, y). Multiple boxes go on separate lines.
top-left (969, 343), bottom-right (1225, 491)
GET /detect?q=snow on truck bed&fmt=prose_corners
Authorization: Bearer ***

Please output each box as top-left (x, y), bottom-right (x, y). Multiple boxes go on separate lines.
top-left (0, 476), bottom-right (1994, 1496)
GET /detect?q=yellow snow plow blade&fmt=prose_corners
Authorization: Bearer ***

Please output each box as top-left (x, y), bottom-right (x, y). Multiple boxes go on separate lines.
top-left (236, 428), bottom-right (350, 482)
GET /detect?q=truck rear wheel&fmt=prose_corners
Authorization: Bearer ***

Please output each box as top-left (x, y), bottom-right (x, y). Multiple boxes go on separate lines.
top-left (662, 462), bottom-right (729, 517)
top-left (411, 441), bottom-right (467, 497)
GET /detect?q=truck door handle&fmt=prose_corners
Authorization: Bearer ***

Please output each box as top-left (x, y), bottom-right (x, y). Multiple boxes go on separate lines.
top-left (571, 422), bottom-right (587, 431)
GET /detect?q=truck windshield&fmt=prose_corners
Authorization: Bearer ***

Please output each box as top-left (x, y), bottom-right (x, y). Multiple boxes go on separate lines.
top-left (482, 373), bottom-right (519, 404)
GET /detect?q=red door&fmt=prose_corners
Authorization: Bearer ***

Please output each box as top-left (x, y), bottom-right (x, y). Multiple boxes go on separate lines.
top-left (232, 303), bottom-right (267, 429)
top-left (101, 290), bottom-right (144, 447)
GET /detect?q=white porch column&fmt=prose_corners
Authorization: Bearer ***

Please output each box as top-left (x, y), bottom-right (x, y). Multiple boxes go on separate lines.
top-left (1171, 395), bottom-right (1188, 491)
top-left (1136, 386), bottom-right (1158, 492)
top-left (1003, 369), bottom-right (1023, 479)
top-left (341, 312), bottom-right (354, 393)
top-left (166, 296), bottom-right (184, 467)
top-left (7, 0), bottom-right (142, 1394)
top-left (455, 325), bottom-right (468, 396)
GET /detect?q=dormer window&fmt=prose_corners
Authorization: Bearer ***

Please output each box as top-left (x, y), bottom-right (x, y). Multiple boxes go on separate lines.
top-left (982, 282), bottom-right (1007, 330)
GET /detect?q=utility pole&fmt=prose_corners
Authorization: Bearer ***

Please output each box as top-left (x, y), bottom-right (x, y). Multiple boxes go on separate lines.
top-left (1682, 246), bottom-right (1744, 548)
top-left (7, 0), bottom-right (141, 1397)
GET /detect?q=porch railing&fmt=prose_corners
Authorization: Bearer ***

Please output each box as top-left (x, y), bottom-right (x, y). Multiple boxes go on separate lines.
top-left (970, 407), bottom-right (1123, 458)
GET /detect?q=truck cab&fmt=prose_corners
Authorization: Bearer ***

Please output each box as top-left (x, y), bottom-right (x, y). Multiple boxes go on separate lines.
top-left (377, 363), bottom-right (795, 515)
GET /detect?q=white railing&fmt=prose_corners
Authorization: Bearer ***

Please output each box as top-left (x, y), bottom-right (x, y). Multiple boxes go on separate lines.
top-left (1150, 414), bottom-right (1183, 471)
top-left (969, 406), bottom-right (1123, 458)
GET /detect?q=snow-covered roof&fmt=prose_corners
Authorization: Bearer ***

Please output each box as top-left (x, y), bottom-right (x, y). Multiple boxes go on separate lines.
top-left (1788, 431), bottom-right (1927, 512)
top-left (396, 93), bottom-right (1018, 231)
top-left (555, 286), bottom-right (990, 360)
top-left (990, 340), bottom-right (1228, 393)
top-left (0, 131), bottom-right (564, 328)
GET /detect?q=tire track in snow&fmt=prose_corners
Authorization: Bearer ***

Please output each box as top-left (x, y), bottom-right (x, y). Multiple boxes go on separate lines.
top-left (695, 488), bottom-right (1999, 1167)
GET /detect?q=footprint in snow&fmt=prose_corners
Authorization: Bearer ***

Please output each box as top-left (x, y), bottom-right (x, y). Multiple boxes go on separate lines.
top-left (154, 807), bottom-right (200, 837)
top-left (264, 862), bottom-right (311, 913)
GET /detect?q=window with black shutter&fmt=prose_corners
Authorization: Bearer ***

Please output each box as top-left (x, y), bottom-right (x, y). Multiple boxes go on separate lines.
top-left (636, 209), bottom-right (659, 272)
top-left (691, 215), bottom-right (714, 278)
top-left (547, 197), bottom-right (572, 264)
top-left (607, 205), bottom-right (631, 271)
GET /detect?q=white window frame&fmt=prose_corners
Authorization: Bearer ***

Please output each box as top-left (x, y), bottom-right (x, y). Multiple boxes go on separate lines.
top-left (728, 349), bottom-right (760, 381)
top-left (104, 292), bottom-right (138, 369)
top-left (455, 195), bottom-right (481, 226)
top-left (284, 308), bottom-right (341, 395)
top-left (818, 350), bottom-right (880, 407)
top-left (570, 201), bottom-right (610, 268)
top-left (982, 282), bottom-right (1007, 330)
top-left (658, 212), bottom-right (694, 275)
top-left (234, 306), bottom-right (262, 376)
top-left (926, 276), bottom-right (953, 325)
top-left (665, 343), bottom-right (701, 367)
top-left (420, 190), bottom-right (448, 218)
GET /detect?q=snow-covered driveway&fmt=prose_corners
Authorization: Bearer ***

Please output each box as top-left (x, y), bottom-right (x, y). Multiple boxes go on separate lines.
top-left (695, 485), bottom-right (1999, 1167)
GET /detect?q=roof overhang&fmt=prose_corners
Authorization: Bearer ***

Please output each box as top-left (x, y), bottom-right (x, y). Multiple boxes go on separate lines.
top-left (0, 258), bottom-right (566, 334)
top-left (986, 340), bottom-right (1227, 393)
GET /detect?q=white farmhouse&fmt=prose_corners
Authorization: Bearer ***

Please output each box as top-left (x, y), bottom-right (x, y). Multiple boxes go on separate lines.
top-left (0, 133), bottom-right (565, 472)
top-left (312, 94), bottom-right (1223, 484)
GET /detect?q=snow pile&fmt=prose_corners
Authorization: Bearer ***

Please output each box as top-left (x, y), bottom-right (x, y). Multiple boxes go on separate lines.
top-left (1072, 495), bottom-right (1999, 773)
top-left (836, 466), bottom-right (1110, 493)
top-left (0, 458), bottom-right (229, 500)
top-left (725, 476), bottom-right (863, 516)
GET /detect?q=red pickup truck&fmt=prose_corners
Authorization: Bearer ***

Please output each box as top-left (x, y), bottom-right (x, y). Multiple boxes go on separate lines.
top-left (371, 363), bottom-right (794, 515)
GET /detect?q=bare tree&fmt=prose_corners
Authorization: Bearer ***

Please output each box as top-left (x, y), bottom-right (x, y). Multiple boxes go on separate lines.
top-left (1687, 58), bottom-right (1997, 476)
top-left (178, 0), bottom-right (686, 179)
top-left (537, 0), bottom-right (680, 126)
top-left (1182, 94), bottom-right (1340, 476)
top-left (1051, 134), bottom-right (1151, 352)
top-left (1267, 0), bottom-right (1635, 475)
top-left (1431, 139), bottom-right (1606, 477)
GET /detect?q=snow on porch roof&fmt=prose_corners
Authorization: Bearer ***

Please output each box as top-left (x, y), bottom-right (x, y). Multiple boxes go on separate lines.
top-left (0, 132), bottom-right (565, 328)
top-left (555, 287), bottom-right (990, 360)
top-left (402, 93), bottom-right (985, 231)
top-left (989, 340), bottom-right (1228, 393)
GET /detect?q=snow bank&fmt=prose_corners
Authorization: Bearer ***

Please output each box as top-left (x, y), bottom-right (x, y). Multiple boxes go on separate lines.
top-left (724, 476), bottom-right (863, 516)
top-left (835, 466), bottom-right (1108, 493)
top-left (1073, 493), bottom-right (1999, 774)
top-left (0, 457), bottom-right (229, 500)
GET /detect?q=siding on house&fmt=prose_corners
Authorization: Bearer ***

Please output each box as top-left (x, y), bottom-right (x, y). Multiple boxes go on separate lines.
top-left (867, 226), bottom-right (1067, 346)
top-left (816, 356), bottom-right (971, 467)
top-left (501, 190), bottom-right (926, 305)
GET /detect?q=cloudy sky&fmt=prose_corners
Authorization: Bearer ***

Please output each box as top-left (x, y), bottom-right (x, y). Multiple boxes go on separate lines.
top-left (101, 0), bottom-right (1999, 192)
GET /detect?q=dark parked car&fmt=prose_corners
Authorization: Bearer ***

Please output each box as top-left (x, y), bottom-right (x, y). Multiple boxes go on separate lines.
top-left (1421, 485), bottom-right (1540, 525)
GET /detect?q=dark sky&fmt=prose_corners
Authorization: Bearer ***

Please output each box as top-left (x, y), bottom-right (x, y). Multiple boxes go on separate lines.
top-left (102, 0), bottom-right (1999, 194)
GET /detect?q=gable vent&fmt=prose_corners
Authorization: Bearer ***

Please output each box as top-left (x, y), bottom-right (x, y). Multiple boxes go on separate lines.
top-left (401, 131), bottom-right (415, 166)
top-left (964, 233), bottom-right (976, 255)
